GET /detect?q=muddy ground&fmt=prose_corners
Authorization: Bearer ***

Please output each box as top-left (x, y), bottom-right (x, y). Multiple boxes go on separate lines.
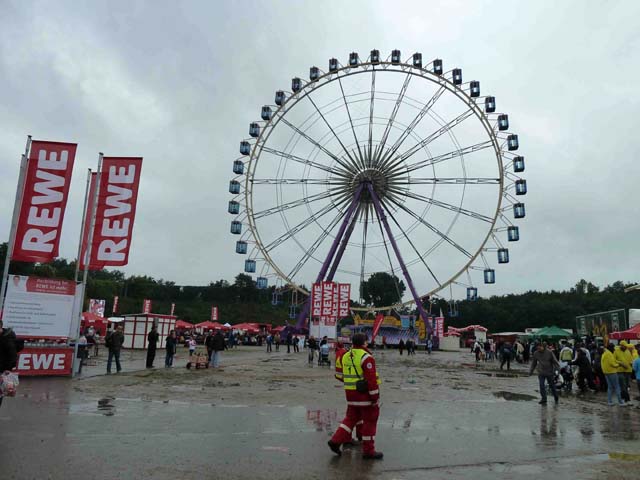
top-left (2, 346), bottom-right (639, 479)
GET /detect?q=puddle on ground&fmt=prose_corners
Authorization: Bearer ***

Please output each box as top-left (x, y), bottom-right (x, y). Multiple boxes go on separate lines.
top-left (493, 391), bottom-right (537, 402)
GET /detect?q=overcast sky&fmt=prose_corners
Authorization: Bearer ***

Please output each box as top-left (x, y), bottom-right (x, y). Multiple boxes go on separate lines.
top-left (1, 0), bottom-right (639, 299)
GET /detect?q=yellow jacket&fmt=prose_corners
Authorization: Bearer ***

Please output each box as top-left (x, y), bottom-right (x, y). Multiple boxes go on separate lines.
top-left (614, 346), bottom-right (632, 373)
top-left (630, 345), bottom-right (638, 360)
top-left (601, 349), bottom-right (621, 375)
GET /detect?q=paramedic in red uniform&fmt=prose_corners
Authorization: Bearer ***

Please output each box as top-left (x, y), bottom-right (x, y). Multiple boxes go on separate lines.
top-left (334, 341), bottom-right (363, 443)
top-left (328, 333), bottom-right (383, 460)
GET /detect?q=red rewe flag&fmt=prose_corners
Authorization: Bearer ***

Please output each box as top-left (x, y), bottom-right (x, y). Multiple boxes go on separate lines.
top-left (81, 157), bottom-right (143, 269)
top-left (12, 141), bottom-right (77, 262)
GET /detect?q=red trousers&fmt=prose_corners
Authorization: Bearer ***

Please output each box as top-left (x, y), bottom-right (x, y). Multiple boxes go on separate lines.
top-left (331, 405), bottom-right (379, 454)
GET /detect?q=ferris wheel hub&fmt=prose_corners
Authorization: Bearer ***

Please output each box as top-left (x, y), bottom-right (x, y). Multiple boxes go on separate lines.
top-left (350, 167), bottom-right (390, 203)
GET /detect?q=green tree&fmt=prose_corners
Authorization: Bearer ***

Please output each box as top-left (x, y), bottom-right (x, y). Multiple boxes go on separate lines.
top-left (361, 272), bottom-right (406, 306)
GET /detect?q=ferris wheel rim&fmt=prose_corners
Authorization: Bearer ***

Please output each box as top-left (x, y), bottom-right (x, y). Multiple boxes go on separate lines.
top-left (242, 57), bottom-right (506, 310)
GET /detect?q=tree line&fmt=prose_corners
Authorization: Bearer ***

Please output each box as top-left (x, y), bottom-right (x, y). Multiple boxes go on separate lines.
top-left (1, 243), bottom-right (638, 330)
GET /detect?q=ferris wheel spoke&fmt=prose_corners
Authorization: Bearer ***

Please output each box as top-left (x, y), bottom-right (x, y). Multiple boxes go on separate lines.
top-left (286, 201), bottom-right (353, 279)
top-left (384, 195), bottom-right (473, 259)
top-left (391, 140), bottom-right (494, 177)
top-left (367, 70), bottom-right (376, 167)
top-left (377, 86), bottom-right (446, 170)
top-left (264, 197), bottom-right (349, 252)
top-left (306, 95), bottom-right (361, 172)
top-left (337, 76), bottom-right (366, 169)
top-left (253, 188), bottom-right (344, 219)
top-left (280, 117), bottom-right (357, 175)
top-left (389, 177), bottom-right (500, 185)
top-left (386, 109), bottom-right (474, 175)
top-left (373, 73), bottom-right (412, 167)
top-left (261, 145), bottom-right (350, 178)
top-left (252, 178), bottom-right (350, 186)
top-left (372, 203), bottom-right (403, 301)
top-left (380, 198), bottom-right (441, 287)
top-left (388, 186), bottom-right (493, 223)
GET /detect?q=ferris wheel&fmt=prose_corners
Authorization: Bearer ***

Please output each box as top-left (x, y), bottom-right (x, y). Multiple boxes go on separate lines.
top-left (228, 49), bottom-right (527, 331)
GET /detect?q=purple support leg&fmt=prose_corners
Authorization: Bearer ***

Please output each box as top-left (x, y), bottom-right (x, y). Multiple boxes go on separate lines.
top-left (367, 184), bottom-right (433, 336)
top-left (326, 204), bottom-right (360, 282)
top-left (295, 185), bottom-right (364, 330)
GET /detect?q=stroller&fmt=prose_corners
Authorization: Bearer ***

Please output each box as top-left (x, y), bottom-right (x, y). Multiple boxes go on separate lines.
top-left (318, 343), bottom-right (331, 367)
top-left (548, 366), bottom-right (573, 395)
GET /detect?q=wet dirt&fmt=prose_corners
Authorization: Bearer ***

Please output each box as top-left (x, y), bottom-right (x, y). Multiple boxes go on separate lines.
top-left (1, 348), bottom-right (639, 479)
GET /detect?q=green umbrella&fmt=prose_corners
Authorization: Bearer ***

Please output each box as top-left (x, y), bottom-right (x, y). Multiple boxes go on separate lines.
top-left (533, 325), bottom-right (571, 339)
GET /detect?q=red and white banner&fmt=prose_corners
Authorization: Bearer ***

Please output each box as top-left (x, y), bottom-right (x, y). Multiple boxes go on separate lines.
top-left (311, 283), bottom-right (322, 318)
top-left (3, 276), bottom-right (76, 338)
top-left (17, 346), bottom-right (74, 376)
top-left (435, 316), bottom-right (445, 338)
top-left (89, 299), bottom-right (106, 317)
top-left (372, 313), bottom-right (385, 340)
top-left (321, 282), bottom-right (334, 318)
top-left (12, 140), bottom-right (78, 262)
top-left (338, 283), bottom-right (350, 318)
top-left (311, 282), bottom-right (351, 323)
top-left (112, 295), bottom-right (119, 314)
top-left (211, 306), bottom-right (218, 321)
top-left (81, 157), bottom-right (143, 270)
top-left (143, 299), bottom-right (152, 314)
top-left (170, 303), bottom-right (175, 316)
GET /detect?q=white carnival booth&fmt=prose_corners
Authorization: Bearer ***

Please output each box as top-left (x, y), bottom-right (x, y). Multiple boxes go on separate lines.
top-left (121, 313), bottom-right (176, 349)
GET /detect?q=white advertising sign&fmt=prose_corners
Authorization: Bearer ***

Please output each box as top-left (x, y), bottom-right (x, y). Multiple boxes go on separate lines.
top-left (3, 275), bottom-right (76, 338)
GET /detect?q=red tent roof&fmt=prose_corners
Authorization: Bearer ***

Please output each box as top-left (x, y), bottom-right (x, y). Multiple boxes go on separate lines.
top-left (196, 321), bottom-right (229, 330)
top-left (175, 320), bottom-right (193, 329)
top-left (609, 324), bottom-right (640, 340)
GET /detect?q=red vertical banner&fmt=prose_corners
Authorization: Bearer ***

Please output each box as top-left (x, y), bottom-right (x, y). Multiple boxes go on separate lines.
top-left (311, 283), bottom-right (322, 319)
top-left (143, 299), bottom-right (152, 314)
top-left (435, 316), bottom-right (445, 338)
top-left (112, 295), bottom-right (119, 314)
top-left (327, 283), bottom-right (339, 326)
top-left (372, 313), bottom-right (385, 340)
top-left (81, 157), bottom-right (143, 270)
top-left (12, 140), bottom-right (78, 262)
top-left (338, 283), bottom-right (350, 318)
top-left (170, 303), bottom-right (175, 316)
top-left (321, 281), bottom-right (334, 318)
top-left (211, 306), bottom-right (218, 321)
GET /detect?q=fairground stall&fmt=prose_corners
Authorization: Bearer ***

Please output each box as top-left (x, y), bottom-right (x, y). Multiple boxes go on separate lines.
top-left (121, 313), bottom-right (176, 349)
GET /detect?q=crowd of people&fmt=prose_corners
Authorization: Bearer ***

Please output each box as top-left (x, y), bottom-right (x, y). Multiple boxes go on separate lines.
top-left (471, 336), bottom-right (640, 407)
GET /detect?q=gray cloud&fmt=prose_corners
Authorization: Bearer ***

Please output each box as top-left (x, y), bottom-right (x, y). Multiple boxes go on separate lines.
top-left (1, 0), bottom-right (639, 300)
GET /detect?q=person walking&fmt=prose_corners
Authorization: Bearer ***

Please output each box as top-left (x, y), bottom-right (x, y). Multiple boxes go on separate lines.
top-left (146, 325), bottom-right (159, 368)
top-left (106, 325), bottom-right (125, 374)
top-left (570, 348), bottom-right (597, 392)
top-left (274, 332), bottom-right (281, 352)
top-left (286, 332), bottom-right (293, 353)
top-left (500, 342), bottom-right (513, 370)
top-left (615, 341), bottom-right (633, 405)
top-left (205, 331), bottom-right (214, 362)
top-left (0, 319), bottom-right (20, 408)
top-left (188, 336), bottom-right (197, 357)
top-left (593, 346), bottom-right (608, 392)
top-left (632, 349), bottom-right (640, 401)
top-left (426, 338), bottom-right (433, 355)
top-left (210, 329), bottom-right (225, 368)
top-left (266, 333), bottom-right (273, 353)
top-left (165, 330), bottom-right (177, 368)
top-left (328, 333), bottom-right (383, 460)
top-left (308, 336), bottom-right (317, 364)
top-left (529, 342), bottom-right (560, 405)
top-left (602, 343), bottom-right (625, 406)
top-left (398, 339), bottom-right (405, 355)
top-left (293, 336), bottom-right (300, 353)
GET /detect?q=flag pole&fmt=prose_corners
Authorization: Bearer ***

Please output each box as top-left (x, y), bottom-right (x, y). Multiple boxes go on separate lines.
top-left (79, 154), bottom-right (103, 327)
top-left (69, 168), bottom-right (92, 343)
top-left (0, 136), bottom-right (32, 316)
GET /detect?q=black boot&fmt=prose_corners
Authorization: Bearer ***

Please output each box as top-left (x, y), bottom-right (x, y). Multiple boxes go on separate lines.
top-left (327, 441), bottom-right (341, 456)
top-left (363, 451), bottom-right (384, 460)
